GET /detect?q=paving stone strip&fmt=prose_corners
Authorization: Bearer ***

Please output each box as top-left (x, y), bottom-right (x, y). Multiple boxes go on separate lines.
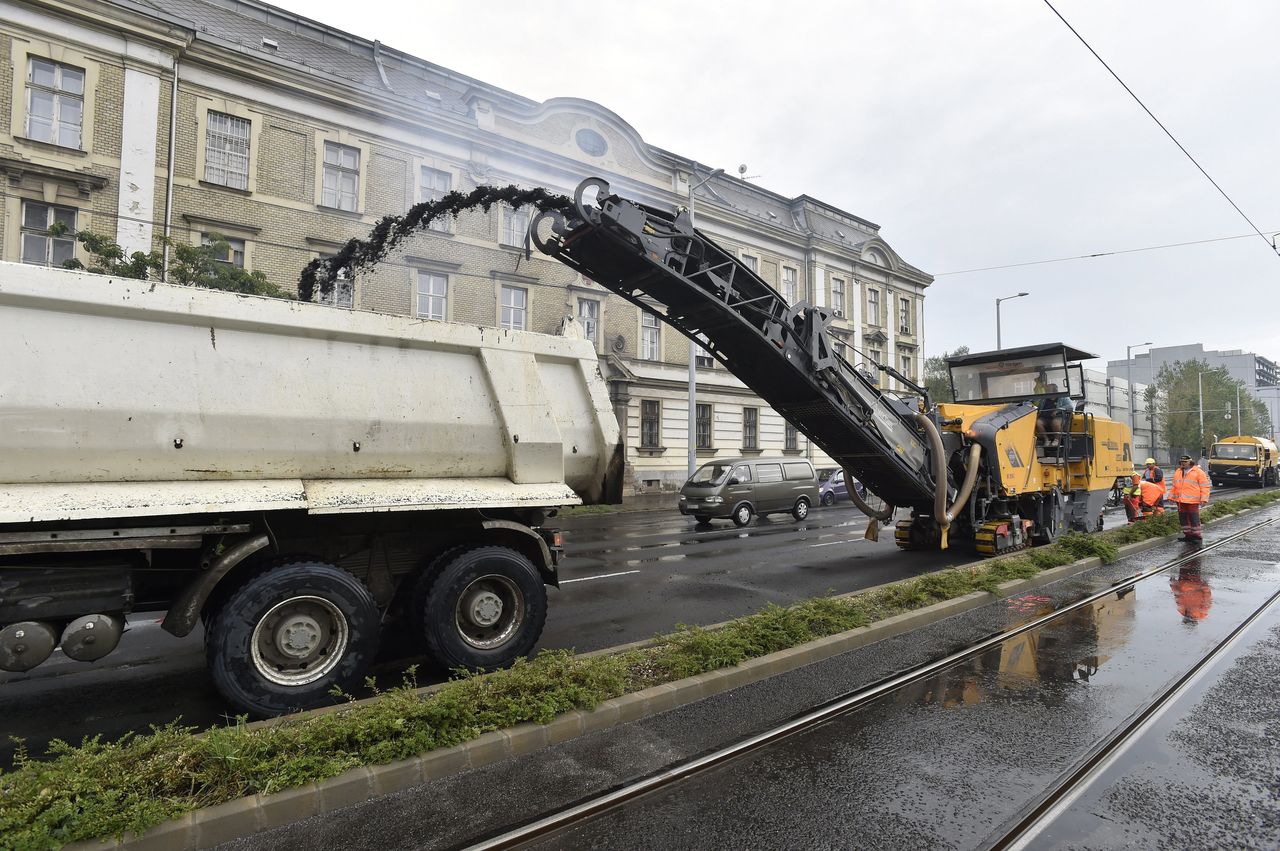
top-left (66, 510), bottom-right (1262, 851)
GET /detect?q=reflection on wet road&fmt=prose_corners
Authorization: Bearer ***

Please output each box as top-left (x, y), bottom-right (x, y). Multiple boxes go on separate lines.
top-left (532, 521), bottom-right (1280, 851)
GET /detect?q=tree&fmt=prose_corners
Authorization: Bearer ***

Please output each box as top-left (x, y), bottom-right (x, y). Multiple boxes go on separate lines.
top-left (56, 225), bottom-right (291, 299)
top-left (1147, 359), bottom-right (1271, 457)
top-left (924, 345), bottom-right (969, 403)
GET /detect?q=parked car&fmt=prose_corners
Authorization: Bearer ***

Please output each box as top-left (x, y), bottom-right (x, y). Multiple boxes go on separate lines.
top-left (679, 457), bottom-right (819, 526)
top-left (819, 468), bottom-right (867, 506)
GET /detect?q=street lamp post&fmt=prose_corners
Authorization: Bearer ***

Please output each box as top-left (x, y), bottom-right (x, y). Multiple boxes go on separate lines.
top-left (994, 292), bottom-right (1029, 350)
top-left (1126, 342), bottom-right (1152, 456)
top-left (687, 167), bottom-right (724, 478)
top-left (1198, 370), bottom-right (1205, 458)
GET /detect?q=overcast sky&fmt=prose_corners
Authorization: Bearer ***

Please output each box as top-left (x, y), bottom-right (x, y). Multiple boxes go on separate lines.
top-left (280, 0), bottom-right (1278, 366)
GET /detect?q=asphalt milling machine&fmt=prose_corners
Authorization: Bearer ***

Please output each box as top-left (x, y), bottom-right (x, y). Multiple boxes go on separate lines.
top-left (533, 177), bottom-right (1134, 557)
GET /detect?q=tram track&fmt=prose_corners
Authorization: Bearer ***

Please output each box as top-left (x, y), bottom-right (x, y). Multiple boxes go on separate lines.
top-left (466, 516), bottom-right (1278, 850)
top-left (992, 570), bottom-right (1280, 850)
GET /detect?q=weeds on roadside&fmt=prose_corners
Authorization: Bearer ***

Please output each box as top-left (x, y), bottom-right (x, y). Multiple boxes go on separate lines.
top-left (3, 488), bottom-right (1277, 849)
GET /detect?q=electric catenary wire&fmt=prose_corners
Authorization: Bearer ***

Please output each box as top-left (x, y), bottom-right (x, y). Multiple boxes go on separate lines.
top-left (1042, 0), bottom-right (1279, 261)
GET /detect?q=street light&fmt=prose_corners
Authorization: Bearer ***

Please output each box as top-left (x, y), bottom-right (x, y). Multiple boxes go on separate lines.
top-left (994, 292), bottom-right (1028, 350)
top-left (687, 167), bottom-right (725, 478)
top-left (1198, 370), bottom-right (1205, 458)
top-left (1126, 342), bottom-right (1152, 456)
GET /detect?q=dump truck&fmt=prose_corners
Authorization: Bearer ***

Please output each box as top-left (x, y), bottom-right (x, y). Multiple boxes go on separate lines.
top-left (0, 262), bottom-right (622, 717)
top-left (1208, 435), bottom-right (1279, 487)
top-left (531, 177), bottom-right (1132, 557)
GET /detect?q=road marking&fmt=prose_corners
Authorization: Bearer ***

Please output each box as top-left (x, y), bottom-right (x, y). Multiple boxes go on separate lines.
top-left (809, 538), bottom-right (868, 548)
top-left (561, 570), bottom-right (642, 584)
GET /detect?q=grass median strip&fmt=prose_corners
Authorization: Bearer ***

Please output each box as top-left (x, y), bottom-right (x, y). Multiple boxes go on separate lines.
top-left (4, 489), bottom-right (1278, 849)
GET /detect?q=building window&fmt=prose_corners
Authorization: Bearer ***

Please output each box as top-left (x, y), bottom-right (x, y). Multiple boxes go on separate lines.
top-left (831, 277), bottom-right (845, 317)
top-left (640, 400), bottom-right (661, 449)
top-left (740, 254), bottom-right (759, 273)
top-left (641, 311), bottom-right (661, 360)
top-left (696, 403), bottom-right (713, 450)
top-left (420, 167), bottom-right (452, 231)
top-left (577, 298), bottom-right (600, 345)
top-left (867, 289), bottom-right (880, 326)
top-left (322, 141), bottom-right (360, 211)
top-left (743, 407), bottom-right (759, 450)
top-left (502, 206), bottom-right (530, 247)
top-left (500, 284), bottom-right (527, 330)
top-left (899, 297), bottom-right (912, 334)
top-left (785, 422), bottom-right (799, 451)
top-left (205, 112), bottom-right (250, 190)
top-left (901, 353), bottom-right (913, 381)
top-left (20, 202), bottom-right (77, 266)
top-left (202, 234), bottom-right (245, 268)
top-left (26, 57), bottom-right (84, 149)
top-left (868, 349), bottom-right (882, 371)
top-left (782, 266), bottom-right (797, 304)
top-left (320, 268), bottom-right (354, 309)
top-left (417, 271), bottom-right (447, 320)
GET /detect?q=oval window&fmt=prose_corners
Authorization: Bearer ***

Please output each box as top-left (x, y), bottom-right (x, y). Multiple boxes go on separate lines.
top-left (575, 128), bottom-right (608, 157)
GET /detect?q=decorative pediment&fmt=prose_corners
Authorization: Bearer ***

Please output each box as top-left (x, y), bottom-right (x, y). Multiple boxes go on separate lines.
top-left (864, 329), bottom-right (889, 344)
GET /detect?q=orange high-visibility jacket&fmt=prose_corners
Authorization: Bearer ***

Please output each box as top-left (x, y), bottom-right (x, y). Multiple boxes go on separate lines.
top-left (1137, 479), bottom-right (1164, 507)
top-left (1170, 465), bottom-right (1211, 504)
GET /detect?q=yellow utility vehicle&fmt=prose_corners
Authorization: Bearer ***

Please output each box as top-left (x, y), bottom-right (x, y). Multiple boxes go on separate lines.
top-left (533, 178), bottom-right (1134, 557)
top-left (1208, 435), bottom-right (1279, 487)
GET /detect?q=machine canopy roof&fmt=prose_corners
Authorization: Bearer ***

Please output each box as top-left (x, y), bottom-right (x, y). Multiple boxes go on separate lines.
top-left (946, 343), bottom-right (1097, 368)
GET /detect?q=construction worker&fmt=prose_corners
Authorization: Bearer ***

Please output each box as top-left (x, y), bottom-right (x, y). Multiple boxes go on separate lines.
top-left (1124, 474), bottom-right (1165, 522)
top-left (1121, 475), bottom-right (1143, 523)
top-left (1140, 457), bottom-right (1164, 485)
top-left (1170, 454), bottom-right (1211, 543)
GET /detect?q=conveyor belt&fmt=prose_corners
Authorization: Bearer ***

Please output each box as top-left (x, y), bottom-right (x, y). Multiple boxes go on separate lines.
top-left (533, 178), bottom-right (944, 509)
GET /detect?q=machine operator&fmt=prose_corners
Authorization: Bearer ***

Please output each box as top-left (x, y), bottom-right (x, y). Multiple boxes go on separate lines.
top-left (1035, 384), bottom-right (1074, 448)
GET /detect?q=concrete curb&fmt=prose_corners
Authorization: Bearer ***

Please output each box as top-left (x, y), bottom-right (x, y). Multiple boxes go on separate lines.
top-left (74, 506), bottom-right (1269, 850)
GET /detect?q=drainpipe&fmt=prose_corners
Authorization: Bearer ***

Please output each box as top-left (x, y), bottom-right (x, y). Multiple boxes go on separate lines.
top-left (161, 38), bottom-right (190, 280)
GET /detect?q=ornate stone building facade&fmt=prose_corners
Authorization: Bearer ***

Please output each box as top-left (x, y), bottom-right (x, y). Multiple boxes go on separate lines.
top-left (1, 0), bottom-right (932, 493)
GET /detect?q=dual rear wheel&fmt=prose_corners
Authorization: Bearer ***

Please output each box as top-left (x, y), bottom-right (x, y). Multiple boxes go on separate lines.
top-left (206, 546), bottom-right (547, 717)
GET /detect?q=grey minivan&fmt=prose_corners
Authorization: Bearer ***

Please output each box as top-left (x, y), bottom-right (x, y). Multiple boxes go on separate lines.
top-left (678, 457), bottom-right (819, 526)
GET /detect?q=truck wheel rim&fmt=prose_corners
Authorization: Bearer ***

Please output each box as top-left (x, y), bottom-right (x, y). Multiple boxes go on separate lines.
top-left (455, 574), bottom-right (524, 650)
top-left (796, 501), bottom-right (808, 518)
top-left (250, 595), bottom-right (348, 686)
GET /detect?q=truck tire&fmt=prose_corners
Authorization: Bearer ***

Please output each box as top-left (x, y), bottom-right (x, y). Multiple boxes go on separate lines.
top-left (205, 561), bottom-right (380, 718)
top-left (415, 545), bottom-right (547, 671)
top-left (693, 514), bottom-right (712, 524)
top-left (731, 503), bottom-right (753, 527)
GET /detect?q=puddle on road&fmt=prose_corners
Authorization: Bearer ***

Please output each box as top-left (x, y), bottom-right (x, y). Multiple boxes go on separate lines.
top-left (892, 556), bottom-right (1240, 712)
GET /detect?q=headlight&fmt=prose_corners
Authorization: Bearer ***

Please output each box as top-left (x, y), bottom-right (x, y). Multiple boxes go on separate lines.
top-left (679, 495), bottom-right (687, 501)
top-left (706, 496), bottom-right (723, 504)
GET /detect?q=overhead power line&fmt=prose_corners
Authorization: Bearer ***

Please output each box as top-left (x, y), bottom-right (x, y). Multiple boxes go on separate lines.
top-left (934, 229), bottom-right (1273, 277)
top-left (1042, 0), bottom-right (1280, 261)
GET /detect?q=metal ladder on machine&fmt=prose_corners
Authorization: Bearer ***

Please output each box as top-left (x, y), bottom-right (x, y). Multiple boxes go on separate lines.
top-left (530, 177), bottom-right (945, 514)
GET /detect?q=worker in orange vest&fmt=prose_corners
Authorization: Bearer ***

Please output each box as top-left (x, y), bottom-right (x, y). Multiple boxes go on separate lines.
top-left (1170, 454), bottom-right (1211, 543)
top-left (1125, 473), bottom-right (1165, 521)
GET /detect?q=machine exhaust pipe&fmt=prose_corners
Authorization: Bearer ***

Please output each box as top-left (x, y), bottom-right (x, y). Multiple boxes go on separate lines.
top-left (0, 621), bottom-right (59, 672)
top-left (845, 469), bottom-right (895, 542)
top-left (915, 413), bottom-right (982, 549)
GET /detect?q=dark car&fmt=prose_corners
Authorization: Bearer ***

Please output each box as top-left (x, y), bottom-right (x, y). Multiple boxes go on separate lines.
top-left (818, 468), bottom-right (866, 506)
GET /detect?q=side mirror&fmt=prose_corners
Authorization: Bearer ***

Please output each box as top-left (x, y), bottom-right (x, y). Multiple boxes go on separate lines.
top-left (728, 477), bottom-right (741, 486)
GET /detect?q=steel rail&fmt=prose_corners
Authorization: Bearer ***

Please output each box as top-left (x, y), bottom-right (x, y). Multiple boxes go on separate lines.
top-left (995, 575), bottom-right (1280, 850)
top-left (466, 517), bottom-right (1276, 850)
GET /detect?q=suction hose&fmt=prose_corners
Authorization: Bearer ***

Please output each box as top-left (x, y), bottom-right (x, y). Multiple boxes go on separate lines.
top-left (914, 413), bottom-right (983, 549)
top-left (846, 468), bottom-right (895, 542)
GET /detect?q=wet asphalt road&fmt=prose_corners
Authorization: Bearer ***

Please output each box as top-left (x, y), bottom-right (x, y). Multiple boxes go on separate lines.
top-left (0, 502), bottom-right (974, 765)
top-left (209, 503), bottom-right (1280, 851)
top-left (1023, 600), bottom-right (1280, 850)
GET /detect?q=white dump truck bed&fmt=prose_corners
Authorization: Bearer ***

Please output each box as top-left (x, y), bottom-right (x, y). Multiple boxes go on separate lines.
top-left (0, 263), bottom-right (621, 524)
